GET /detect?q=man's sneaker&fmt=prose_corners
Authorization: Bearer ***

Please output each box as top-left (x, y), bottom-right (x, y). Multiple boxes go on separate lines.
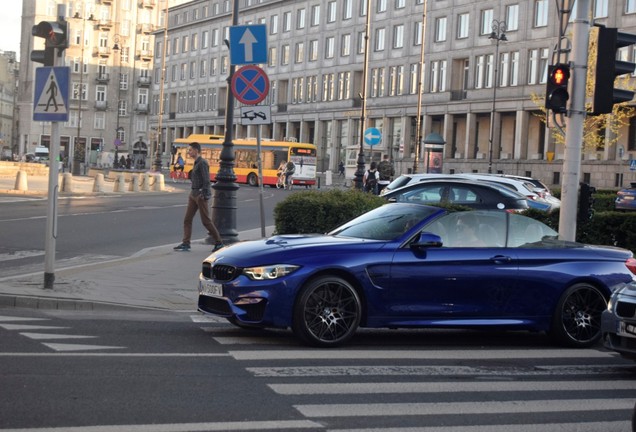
top-left (173, 243), bottom-right (191, 251)
top-left (212, 242), bottom-right (225, 252)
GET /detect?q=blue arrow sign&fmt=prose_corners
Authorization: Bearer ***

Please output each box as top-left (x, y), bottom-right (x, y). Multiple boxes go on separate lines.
top-left (364, 127), bottom-right (382, 146)
top-left (229, 24), bottom-right (267, 65)
top-left (33, 67), bottom-right (70, 122)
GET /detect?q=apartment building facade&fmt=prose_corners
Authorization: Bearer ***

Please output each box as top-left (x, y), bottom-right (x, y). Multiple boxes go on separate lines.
top-left (17, 0), bottom-right (175, 169)
top-left (149, 0), bottom-right (636, 189)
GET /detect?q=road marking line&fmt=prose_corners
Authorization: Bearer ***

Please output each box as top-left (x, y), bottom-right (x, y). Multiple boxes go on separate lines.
top-left (20, 332), bottom-right (98, 340)
top-left (294, 398), bottom-right (635, 418)
top-left (269, 380), bottom-right (636, 395)
top-left (328, 421), bottom-right (630, 432)
top-left (0, 315), bottom-right (48, 322)
top-left (42, 343), bottom-right (126, 352)
top-left (0, 419), bottom-right (322, 432)
top-left (229, 349), bottom-right (615, 361)
top-left (0, 324), bottom-right (69, 331)
top-left (0, 353), bottom-right (231, 357)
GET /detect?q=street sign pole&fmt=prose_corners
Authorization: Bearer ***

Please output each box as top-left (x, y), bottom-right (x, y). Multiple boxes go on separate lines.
top-left (44, 9), bottom-right (65, 288)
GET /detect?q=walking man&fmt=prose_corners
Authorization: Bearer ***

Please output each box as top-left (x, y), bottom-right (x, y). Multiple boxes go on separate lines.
top-left (174, 142), bottom-right (224, 252)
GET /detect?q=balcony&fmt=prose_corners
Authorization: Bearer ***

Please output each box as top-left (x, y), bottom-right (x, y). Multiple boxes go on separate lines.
top-left (139, 0), bottom-right (156, 8)
top-left (450, 90), bottom-right (467, 101)
top-left (95, 100), bottom-right (108, 110)
top-left (93, 46), bottom-right (111, 57)
top-left (95, 19), bottom-right (113, 30)
top-left (276, 103), bottom-right (287, 113)
top-left (137, 23), bottom-right (155, 34)
top-left (136, 49), bottom-right (153, 61)
top-left (137, 76), bottom-right (151, 86)
top-left (95, 73), bottom-right (110, 83)
top-left (135, 103), bottom-right (149, 113)
top-left (97, 0), bottom-right (113, 4)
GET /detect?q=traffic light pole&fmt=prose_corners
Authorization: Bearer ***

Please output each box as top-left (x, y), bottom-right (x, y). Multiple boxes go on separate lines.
top-left (558, 0), bottom-right (589, 242)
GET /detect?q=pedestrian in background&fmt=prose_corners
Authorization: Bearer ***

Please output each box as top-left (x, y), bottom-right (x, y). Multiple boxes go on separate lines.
top-left (377, 154), bottom-right (394, 193)
top-left (363, 161), bottom-right (379, 195)
top-left (174, 142), bottom-right (224, 252)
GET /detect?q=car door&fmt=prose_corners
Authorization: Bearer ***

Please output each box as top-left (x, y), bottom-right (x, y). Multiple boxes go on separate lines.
top-left (382, 211), bottom-right (519, 322)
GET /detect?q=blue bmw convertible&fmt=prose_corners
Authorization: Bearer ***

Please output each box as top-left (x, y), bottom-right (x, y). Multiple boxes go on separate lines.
top-left (198, 204), bottom-right (636, 347)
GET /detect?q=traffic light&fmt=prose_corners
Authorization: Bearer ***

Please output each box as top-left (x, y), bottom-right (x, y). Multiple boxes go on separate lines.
top-left (590, 26), bottom-right (636, 115)
top-left (545, 64), bottom-right (570, 113)
top-left (578, 182), bottom-right (596, 223)
top-left (30, 19), bottom-right (69, 66)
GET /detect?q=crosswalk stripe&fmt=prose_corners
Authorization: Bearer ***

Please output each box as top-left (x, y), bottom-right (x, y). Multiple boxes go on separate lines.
top-left (209, 336), bottom-right (294, 345)
top-left (0, 324), bottom-right (69, 331)
top-left (229, 349), bottom-right (615, 361)
top-left (41, 343), bottom-right (126, 352)
top-left (328, 421), bottom-right (630, 432)
top-left (294, 398), bottom-right (635, 418)
top-left (0, 315), bottom-right (48, 322)
top-left (269, 380), bottom-right (636, 395)
top-left (247, 364), bottom-right (633, 377)
top-left (20, 332), bottom-right (98, 340)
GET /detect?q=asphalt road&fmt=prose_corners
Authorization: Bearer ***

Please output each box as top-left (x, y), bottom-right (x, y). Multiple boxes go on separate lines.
top-left (0, 307), bottom-right (635, 431)
top-left (0, 183), bottom-right (288, 278)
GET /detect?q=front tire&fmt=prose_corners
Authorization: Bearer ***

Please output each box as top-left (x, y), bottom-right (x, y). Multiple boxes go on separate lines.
top-left (550, 283), bottom-right (607, 348)
top-left (292, 276), bottom-right (362, 347)
top-left (247, 173), bottom-right (258, 186)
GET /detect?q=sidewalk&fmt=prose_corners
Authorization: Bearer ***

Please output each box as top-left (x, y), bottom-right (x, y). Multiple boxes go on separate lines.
top-left (0, 228), bottom-right (274, 312)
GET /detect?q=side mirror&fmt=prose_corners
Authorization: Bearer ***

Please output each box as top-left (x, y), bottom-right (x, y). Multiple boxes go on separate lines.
top-left (410, 232), bottom-right (443, 249)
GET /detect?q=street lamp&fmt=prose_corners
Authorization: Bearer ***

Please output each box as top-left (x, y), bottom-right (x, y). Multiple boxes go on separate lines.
top-left (113, 35), bottom-right (124, 166)
top-left (354, 0), bottom-right (372, 189)
top-left (71, 11), bottom-right (94, 175)
top-left (487, 19), bottom-right (506, 174)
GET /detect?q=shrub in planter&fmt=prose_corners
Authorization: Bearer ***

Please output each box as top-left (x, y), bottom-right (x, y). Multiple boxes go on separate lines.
top-left (274, 189), bottom-right (385, 234)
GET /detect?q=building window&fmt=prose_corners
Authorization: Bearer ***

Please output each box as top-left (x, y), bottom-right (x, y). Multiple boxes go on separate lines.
top-left (297, 8), bottom-right (305, 29)
top-left (377, 0), bottom-right (387, 13)
top-left (190, 61), bottom-right (196, 79)
top-left (627, 0), bottom-right (636, 14)
top-left (343, 0), bottom-right (352, 19)
top-left (435, 17), bottom-right (447, 42)
top-left (325, 37), bottom-right (335, 59)
top-left (375, 28), bottom-right (385, 51)
top-left (393, 24), bottom-right (404, 49)
top-left (311, 5), bottom-right (320, 26)
top-left (506, 4), bottom-right (519, 31)
top-left (281, 45), bottom-right (290, 65)
top-left (73, 82), bottom-right (88, 100)
top-left (396, 0), bottom-right (405, 8)
top-left (358, 31), bottom-right (366, 54)
top-left (270, 15), bottom-right (278, 34)
top-left (283, 11), bottom-right (291, 32)
top-left (211, 29), bottom-right (219, 46)
top-left (414, 22), bottom-right (423, 46)
top-left (388, 65), bottom-right (404, 96)
top-left (534, 0), bottom-right (548, 27)
top-left (200, 59), bottom-right (207, 77)
top-left (295, 42), bottom-right (304, 63)
top-left (409, 63), bottom-right (419, 94)
top-left (527, 48), bottom-right (549, 84)
top-left (457, 13), bottom-right (469, 39)
top-left (268, 47), bottom-right (277, 66)
top-left (94, 112), bottom-right (105, 130)
top-left (594, 0), bottom-right (608, 18)
top-left (341, 34), bottom-right (351, 56)
top-left (481, 9), bottom-right (494, 35)
top-left (327, 1), bottom-right (337, 23)
top-left (430, 60), bottom-right (447, 92)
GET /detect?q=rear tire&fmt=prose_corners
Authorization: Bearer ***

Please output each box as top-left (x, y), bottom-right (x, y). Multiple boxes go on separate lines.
top-left (549, 283), bottom-right (607, 348)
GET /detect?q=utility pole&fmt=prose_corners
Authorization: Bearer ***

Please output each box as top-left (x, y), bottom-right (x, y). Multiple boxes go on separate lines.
top-left (558, 0), bottom-right (590, 241)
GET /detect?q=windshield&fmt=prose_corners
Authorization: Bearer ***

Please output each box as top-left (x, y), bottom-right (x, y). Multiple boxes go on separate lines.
top-left (329, 204), bottom-right (440, 240)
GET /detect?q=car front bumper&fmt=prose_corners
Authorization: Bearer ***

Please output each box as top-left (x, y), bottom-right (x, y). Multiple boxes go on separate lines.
top-left (602, 289), bottom-right (636, 360)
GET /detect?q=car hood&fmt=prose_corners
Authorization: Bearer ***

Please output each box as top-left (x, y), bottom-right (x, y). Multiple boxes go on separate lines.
top-left (207, 234), bottom-right (385, 266)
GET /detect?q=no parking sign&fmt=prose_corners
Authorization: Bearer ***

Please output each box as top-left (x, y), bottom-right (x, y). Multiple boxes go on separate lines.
top-left (231, 65), bottom-right (270, 105)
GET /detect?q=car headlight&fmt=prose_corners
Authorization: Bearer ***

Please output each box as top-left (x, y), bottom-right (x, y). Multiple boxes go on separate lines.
top-left (242, 264), bottom-right (300, 280)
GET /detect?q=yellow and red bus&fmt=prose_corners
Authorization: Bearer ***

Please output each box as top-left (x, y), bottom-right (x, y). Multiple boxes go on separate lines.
top-left (170, 134), bottom-right (317, 187)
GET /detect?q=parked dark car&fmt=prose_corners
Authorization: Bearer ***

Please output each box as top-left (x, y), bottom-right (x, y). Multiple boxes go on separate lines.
top-left (615, 182), bottom-right (636, 211)
top-left (198, 204), bottom-right (636, 347)
top-left (602, 281), bottom-right (636, 360)
top-left (382, 179), bottom-right (529, 211)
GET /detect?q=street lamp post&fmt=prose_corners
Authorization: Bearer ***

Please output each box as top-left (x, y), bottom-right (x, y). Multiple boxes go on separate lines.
top-left (487, 19), bottom-right (506, 174)
top-left (71, 12), bottom-right (94, 176)
top-left (113, 36), bottom-right (124, 166)
top-left (354, 0), bottom-right (372, 189)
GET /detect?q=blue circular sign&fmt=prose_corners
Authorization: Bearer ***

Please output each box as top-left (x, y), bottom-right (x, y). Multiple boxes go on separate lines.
top-left (364, 127), bottom-right (382, 146)
top-left (231, 65), bottom-right (270, 105)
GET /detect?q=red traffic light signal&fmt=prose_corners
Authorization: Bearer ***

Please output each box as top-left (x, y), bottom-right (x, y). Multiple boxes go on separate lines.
top-left (32, 20), bottom-right (69, 49)
top-left (545, 64), bottom-right (570, 114)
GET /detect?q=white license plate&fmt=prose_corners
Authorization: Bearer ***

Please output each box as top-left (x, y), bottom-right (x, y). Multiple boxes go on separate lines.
top-left (618, 321), bottom-right (636, 339)
top-left (625, 196), bottom-right (635, 201)
top-left (200, 280), bottom-right (223, 297)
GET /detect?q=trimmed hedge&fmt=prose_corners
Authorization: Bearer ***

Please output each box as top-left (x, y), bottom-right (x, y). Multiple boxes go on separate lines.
top-left (273, 189), bottom-right (385, 234)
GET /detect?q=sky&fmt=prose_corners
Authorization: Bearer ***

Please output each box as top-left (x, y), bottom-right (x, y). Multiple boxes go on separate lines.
top-left (0, 1), bottom-right (22, 58)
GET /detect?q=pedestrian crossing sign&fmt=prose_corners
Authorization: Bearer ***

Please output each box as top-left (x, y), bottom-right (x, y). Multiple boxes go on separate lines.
top-left (33, 67), bottom-right (70, 122)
